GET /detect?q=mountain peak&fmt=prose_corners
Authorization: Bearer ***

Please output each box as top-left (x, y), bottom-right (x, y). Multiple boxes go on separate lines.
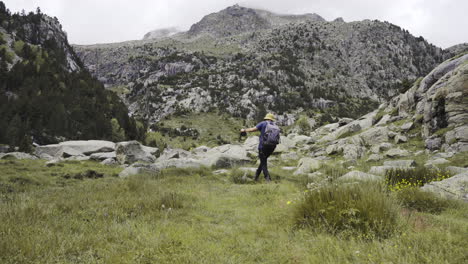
top-left (188, 5), bottom-right (325, 38)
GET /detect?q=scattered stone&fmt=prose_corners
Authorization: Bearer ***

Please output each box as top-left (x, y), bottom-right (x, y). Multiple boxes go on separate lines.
top-left (281, 167), bottom-right (297, 171)
top-left (101, 158), bottom-right (118, 166)
top-left (193, 146), bottom-right (210, 154)
top-left (338, 118), bottom-right (354, 126)
top-left (158, 148), bottom-right (191, 161)
top-left (281, 152), bottom-right (299, 160)
top-left (360, 127), bottom-right (389, 145)
top-left (119, 163), bottom-right (159, 178)
top-left (366, 154), bottom-right (382, 162)
top-left (421, 172), bottom-right (468, 202)
top-left (326, 144), bottom-right (343, 155)
top-left (425, 137), bottom-right (442, 151)
top-left (370, 142), bottom-right (393, 153)
top-left (424, 158), bottom-right (449, 168)
top-left (343, 144), bottom-right (366, 161)
top-left (239, 167), bottom-right (257, 172)
top-left (394, 135), bottom-right (408, 144)
top-left (385, 148), bottom-right (410, 158)
top-left (0, 152), bottom-right (38, 160)
top-left (213, 169), bottom-right (229, 175)
top-left (294, 158), bottom-right (321, 175)
top-left (339, 171), bottom-right (382, 182)
top-left (375, 114), bottom-right (391, 126)
top-left (383, 160), bottom-right (416, 168)
top-left (388, 131), bottom-right (397, 139)
top-left (433, 152), bottom-right (455, 159)
top-left (46, 159), bottom-right (62, 167)
top-left (90, 152), bottom-right (116, 161)
top-left (400, 122), bottom-right (414, 131)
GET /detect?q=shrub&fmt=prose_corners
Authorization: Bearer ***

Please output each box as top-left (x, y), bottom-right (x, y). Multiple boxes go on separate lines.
top-left (395, 187), bottom-right (460, 214)
top-left (230, 168), bottom-right (253, 184)
top-left (386, 166), bottom-right (452, 191)
top-left (296, 115), bottom-right (311, 135)
top-left (293, 182), bottom-right (400, 239)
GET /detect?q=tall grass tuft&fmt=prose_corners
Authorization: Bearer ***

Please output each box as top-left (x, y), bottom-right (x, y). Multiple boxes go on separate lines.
top-left (293, 182), bottom-right (400, 239)
top-left (385, 166), bottom-right (452, 191)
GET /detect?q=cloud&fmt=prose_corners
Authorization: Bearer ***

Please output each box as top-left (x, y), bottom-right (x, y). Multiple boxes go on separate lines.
top-left (2, 0), bottom-right (467, 47)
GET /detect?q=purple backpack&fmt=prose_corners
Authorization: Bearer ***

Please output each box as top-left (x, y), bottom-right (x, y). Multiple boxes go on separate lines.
top-left (263, 121), bottom-right (281, 146)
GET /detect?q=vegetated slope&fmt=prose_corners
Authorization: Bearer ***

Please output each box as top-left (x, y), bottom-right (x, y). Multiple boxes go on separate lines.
top-left (75, 5), bottom-right (445, 126)
top-left (0, 2), bottom-right (142, 150)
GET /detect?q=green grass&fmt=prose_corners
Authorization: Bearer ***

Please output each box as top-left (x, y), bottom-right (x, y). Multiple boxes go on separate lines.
top-left (0, 160), bottom-right (467, 263)
top-left (395, 187), bottom-right (462, 214)
top-left (152, 112), bottom-right (247, 149)
top-left (294, 182), bottom-right (400, 239)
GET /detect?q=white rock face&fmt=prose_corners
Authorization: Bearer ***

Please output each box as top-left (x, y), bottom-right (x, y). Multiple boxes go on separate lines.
top-left (421, 172), bottom-right (468, 202)
top-left (35, 140), bottom-right (115, 159)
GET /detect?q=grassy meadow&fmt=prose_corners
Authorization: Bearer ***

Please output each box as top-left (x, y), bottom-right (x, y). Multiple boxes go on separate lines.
top-left (0, 159), bottom-right (467, 263)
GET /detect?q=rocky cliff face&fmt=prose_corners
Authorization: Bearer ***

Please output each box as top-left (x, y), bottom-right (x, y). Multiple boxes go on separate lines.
top-left (0, 3), bottom-right (140, 149)
top-left (75, 5), bottom-right (447, 126)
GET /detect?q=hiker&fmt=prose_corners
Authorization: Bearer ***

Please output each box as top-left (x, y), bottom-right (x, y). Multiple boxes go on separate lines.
top-left (240, 113), bottom-right (280, 182)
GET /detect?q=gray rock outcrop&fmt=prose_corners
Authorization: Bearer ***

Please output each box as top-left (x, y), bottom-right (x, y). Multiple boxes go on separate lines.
top-left (116, 141), bottom-right (159, 164)
top-left (421, 172), bottom-right (468, 202)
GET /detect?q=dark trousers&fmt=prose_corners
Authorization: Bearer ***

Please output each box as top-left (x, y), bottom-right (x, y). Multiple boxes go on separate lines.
top-left (255, 145), bottom-right (276, 181)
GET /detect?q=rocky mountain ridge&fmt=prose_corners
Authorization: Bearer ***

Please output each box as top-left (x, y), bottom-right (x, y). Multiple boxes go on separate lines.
top-left (187, 4), bottom-right (325, 38)
top-left (75, 5), bottom-right (448, 126)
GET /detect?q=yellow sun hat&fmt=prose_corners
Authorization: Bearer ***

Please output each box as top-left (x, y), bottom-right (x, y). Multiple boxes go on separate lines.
top-left (264, 113), bottom-right (276, 121)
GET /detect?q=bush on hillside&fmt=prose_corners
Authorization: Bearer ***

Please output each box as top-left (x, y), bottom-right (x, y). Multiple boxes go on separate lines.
top-left (293, 182), bottom-right (400, 239)
top-left (385, 166), bottom-right (452, 191)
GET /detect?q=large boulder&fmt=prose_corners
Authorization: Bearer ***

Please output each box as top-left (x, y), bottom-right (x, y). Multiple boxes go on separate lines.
top-left (35, 140), bottom-right (115, 159)
top-left (116, 141), bottom-right (158, 164)
top-left (119, 163), bottom-right (160, 178)
top-left (318, 123), bottom-right (361, 143)
top-left (421, 172), bottom-right (468, 202)
top-left (385, 148), bottom-right (410, 158)
top-left (0, 152), bottom-right (38, 160)
top-left (294, 158), bottom-right (321, 175)
top-left (339, 171), bottom-right (382, 182)
top-left (154, 158), bottom-right (205, 170)
top-left (157, 148), bottom-right (192, 162)
top-left (90, 152), bottom-right (116, 161)
top-left (359, 127), bottom-right (390, 145)
top-left (242, 136), bottom-right (259, 151)
top-left (197, 144), bottom-right (251, 168)
top-left (342, 144), bottom-right (366, 161)
top-left (383, 160), bottom-right (416, 168)
top-left (287, 133), bottom-right (313, 145)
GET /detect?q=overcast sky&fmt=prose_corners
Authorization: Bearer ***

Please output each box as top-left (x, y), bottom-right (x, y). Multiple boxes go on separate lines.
top-left (3, 0), bottom-right (467, 48)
